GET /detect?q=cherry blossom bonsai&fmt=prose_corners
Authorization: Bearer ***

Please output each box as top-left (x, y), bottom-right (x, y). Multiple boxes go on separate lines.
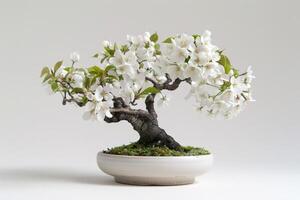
top-left (41, 31), bottom-right (254, 153)
top-left (41, 31), bottom-right (254, 185)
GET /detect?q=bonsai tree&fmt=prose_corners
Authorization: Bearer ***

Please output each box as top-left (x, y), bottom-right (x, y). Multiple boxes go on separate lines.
top-left (40, 31), bottom-right (254, 151)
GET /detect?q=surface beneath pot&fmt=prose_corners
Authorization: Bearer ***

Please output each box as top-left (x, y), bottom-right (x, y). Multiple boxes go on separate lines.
top-left (114, 176), bottom-right (195, 186)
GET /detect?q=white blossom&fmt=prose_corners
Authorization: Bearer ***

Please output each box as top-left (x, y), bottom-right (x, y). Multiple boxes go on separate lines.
top-left (173, 33), bottom-right (195, 50)
top-left (57, 68), bottom-right (68, 78)
top-left (71, 71), bottom-right (85, 88)
top-left (190, 50), bottom-right (210, 66)
top-left (95, 101), bottom-right (113, 120)
top-left (169, 46), bottom-right (189, 63)
top-left (202, 62), bottom-right (223, 80)
top-left (86, 92), bottom-right (94, 101)
top-left (244, 65), bottom-right (255, 86)
top-left (95, 85), bottom-right (113, 102)
top-left (155, 75), bottom-right (167, 84)
top-left (70, 52), bottom-right (80, 63)
top-left (160, 43), bottom-right (174, 57)
top-left (229, 76), bottom-right (247, 95)
top-left (109, 49), bottom-right (138, 78)
top-left (167, 64), bottom-right (187, 80)
top-left (196, 30), bottom-right (212, 45)
top-left (119, 81), bottom-right (135, 104)
top-left (102, 40), bottom-right (110, 47)
top-left (127, 32), bottom-right (151, 47)
top-left (185, 65), bottom-right (201, 81)
top-left (82, 102), bottom-right (97, 120)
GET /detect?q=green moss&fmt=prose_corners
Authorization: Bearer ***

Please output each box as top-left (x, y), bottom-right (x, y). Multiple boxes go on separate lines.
top-left (103, 143), bottom-right (210, 156)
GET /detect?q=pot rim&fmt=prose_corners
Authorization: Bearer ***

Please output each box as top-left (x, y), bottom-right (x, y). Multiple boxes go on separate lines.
top-left (98, 151), bottom-right (213, 159)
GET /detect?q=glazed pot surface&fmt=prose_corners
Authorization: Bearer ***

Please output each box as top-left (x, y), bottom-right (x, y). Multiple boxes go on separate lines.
top-left (97, 152), bottom-right (213, 186)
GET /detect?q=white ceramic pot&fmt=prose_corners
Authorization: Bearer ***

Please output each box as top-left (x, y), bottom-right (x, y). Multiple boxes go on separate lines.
top-left (97, 152), bottom-right (213, 186)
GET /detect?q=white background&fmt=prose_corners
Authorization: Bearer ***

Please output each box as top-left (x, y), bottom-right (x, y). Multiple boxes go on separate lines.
top-left (0, 0), bottom-right (299, 199)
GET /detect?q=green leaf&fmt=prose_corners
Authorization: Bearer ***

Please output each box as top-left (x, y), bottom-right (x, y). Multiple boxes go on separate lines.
top-left (218, 54), bottom-right (232, 74)
top-left (63, 67), bottom-right (73, 72)
top-left (93, 53), bottom-right (99, 58)
top-left (150, 33), bottom-right (159, 42)
top-left (184, 56), bottom-right (191, 63)
top-left (88, 66), bottom-right (104, 76)
top-left (40, 67), bottom-right (50, 77)
top-left (42, 74), bottom-right (52, 83)
top-left (162, 37), bottom-right (173, 43)
top-left (144, 42), bottom-right (150, 48)
top-left (233, 68), bottom-right (239, 77)
top-left (192, 34), bottom-right (201, 40)
top-left (90, 76), bottom-right (97, 85)
top-left (104, 46), bottom-right (115, 57)
top-left (72, 87), bottom-right (84, 94)
top-left (51, 82), bottom-right (59, 92)
top-left (106, 74), bottom-right (118, 81)
top-left (80, 96), bottom-right (89, 106)
top-left (104, 65), bottom-right (116, 75)
top-left (83, 77), bottom-right (91, 89)
top-left (54, 61), bottom-right (63, 73)
top-left (154, 43), bottom-right (161, 55)
top-left (139, 87), bottom-right (160, 96)
top-left (220, 81), bottom-right (231, 92)
top-left (120, 45), bottom-right (129, 53)
top-left (100, 55), bottom-right (108, 63)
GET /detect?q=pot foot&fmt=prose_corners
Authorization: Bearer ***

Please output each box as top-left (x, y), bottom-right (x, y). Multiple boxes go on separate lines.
top-left (114, 176), bottom-right (195, 186)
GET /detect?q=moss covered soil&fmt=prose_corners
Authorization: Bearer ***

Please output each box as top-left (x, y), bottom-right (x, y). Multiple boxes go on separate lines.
top-left (103, 143), bottom-right (210, 156)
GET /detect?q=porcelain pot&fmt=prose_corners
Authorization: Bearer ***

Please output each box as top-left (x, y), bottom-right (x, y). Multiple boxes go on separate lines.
top-left (97, 152), bottom-right (213, 186)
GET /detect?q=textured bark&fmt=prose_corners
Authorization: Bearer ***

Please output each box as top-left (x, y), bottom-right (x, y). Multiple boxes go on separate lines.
top-left (145, 94), bottom-right (157, 118)
top-left (103, 75), bottom-right (192, 150)
top-left (146, 75), bottom-right (192, 91)
top-left (136, 121), bottom-right (181, 150)
top-left (104, 95), bottom-right (181, 149)
top-left (104, 107), bottom-right (181, 149)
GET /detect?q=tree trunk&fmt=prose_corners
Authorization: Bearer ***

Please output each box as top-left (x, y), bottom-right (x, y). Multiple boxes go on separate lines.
top-left (104, 108), bottom-right (181, 150)
top-left (135, 120), bottom-right (181, 150)
top-left (103, 80), bottom-right (189, 150)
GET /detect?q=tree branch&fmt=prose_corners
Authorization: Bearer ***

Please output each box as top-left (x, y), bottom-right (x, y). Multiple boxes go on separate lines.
top-left (113, 97), bottom-right (129, 108)
top-left (145, 94), bottom-right (157, 118)
top-left (109, 107), bottom-right (152, 120)
top-left (62, 97), bottom-right (85, 107)
top-left (146, 75), bottom-right (192, 91)
top-left (57, 80), bottom-right (85, 107)
top-left (165, 73), bottom-right (172, 85)
top-left (103, 115), bottom-right (121, 123)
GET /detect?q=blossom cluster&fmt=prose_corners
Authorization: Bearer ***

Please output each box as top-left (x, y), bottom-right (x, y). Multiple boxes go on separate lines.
top-left (41, 31), bottom-right (254, 121)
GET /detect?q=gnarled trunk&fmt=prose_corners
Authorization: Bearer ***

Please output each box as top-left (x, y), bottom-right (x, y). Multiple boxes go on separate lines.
top-left (128, 115), bottom-right (181, 149)
top-left (136, 121), bottom-right (181, 150)
top-left (104, 111), bottom-right (181, 150)
top-left (104, 96), bottom-right (181, 150)
top-left (103, 77), bottom-right (192, 150)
